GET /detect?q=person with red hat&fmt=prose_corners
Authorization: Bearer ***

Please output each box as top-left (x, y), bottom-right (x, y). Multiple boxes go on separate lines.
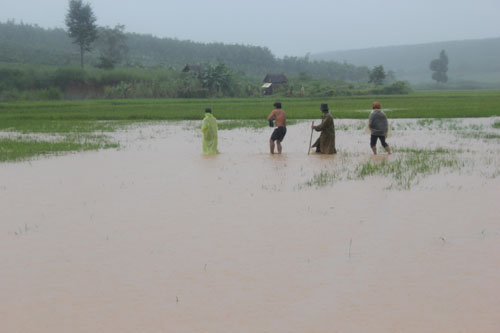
top-left (368, 101), bottom-right (391, 155)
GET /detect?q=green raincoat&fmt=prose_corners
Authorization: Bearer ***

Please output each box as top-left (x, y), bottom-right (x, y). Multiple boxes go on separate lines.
top-left (201, 113), bottom-right (218, 155)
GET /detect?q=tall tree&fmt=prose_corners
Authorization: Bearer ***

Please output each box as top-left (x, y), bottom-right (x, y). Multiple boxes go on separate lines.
top-left (369, 65), bottom-right (386, 86)
top-left (65, 0), bottom-right (98, 68)
top-left (96, 24), bottom-right (128, 69)
top-left (430, 50), bottom-right (449, 85)
top-left (198, 63), bottom-right (234, 95)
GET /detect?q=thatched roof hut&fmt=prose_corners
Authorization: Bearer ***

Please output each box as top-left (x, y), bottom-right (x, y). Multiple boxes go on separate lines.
top-left (263, 73), bottom-right (288, 84)
top-left (182, 64), bottom-right (203, 73)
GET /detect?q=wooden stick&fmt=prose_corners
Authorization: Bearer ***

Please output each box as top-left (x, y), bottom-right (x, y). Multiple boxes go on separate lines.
top-left (308, 121), bottom-right (314, 155)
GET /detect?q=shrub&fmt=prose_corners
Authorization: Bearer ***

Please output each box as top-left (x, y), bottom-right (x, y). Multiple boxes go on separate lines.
top-left (380, 81), bottom-right (412, 94)
top-left (0, 89), bottom-right (21, 101)
top-left (0, 68), bottom-right (36, 91)
top-left (36, 88), bottom-right (63, 100)
top-left (51, 67), bottom-right (87, 89)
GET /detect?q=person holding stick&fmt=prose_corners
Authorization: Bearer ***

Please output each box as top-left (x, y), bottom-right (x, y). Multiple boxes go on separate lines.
top-left (308, 121), bottom-right (314, 155)
top-left (267, 102), bottom-right (287, 154)
top-left (311, 103), bottom-right (337, 154)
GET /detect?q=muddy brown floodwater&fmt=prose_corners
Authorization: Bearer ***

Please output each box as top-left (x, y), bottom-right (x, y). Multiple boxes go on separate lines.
top-left (1, 119), bottom-right (500, 332)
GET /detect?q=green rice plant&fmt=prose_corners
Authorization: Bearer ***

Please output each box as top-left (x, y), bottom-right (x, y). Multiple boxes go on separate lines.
top-left (354, 120), bottom-right (368, 131)
top-left (0, 119), bottom-right (128, 134)
top-left (304, 170), bottom-right (336, 187)
top-left (335, 123), bottom-right (350, 131)
top-left (2, 90), bottom-right (500, 162)
top-left (354, 151), bottom-right (466, 189)
top-left (0, 135), bottom-right (118, 162)
top-left (480, 155), bottom-right (500, 179)
top-left (416, 119), bottom-right (435, 127)
top-left (2, 90), bottom-right (500, 127)
top-left (394, 147), bottom-right (458, 154)
top-left (368, 152), bottom-right (464, 188)
top-left (468, 124), bottom-right (484, 131)
top-left (302, 148), bottom-right (469, 190)
top-left (482, 133), bottom-right (500, 139)
top-left (299, 154), bottom-right (352, 189)
top-left (438, 119), bottom-right (461, 131)
top-left (458, 131), bottom-right (500, 140)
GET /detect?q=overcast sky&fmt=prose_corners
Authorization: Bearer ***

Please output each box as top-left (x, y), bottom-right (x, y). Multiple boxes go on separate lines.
top-left (1, 0), bottom-right (499, 57)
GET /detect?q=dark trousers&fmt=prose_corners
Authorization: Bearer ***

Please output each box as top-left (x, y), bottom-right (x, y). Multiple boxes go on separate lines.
top-left (370, 135), bottom-right (388, 147)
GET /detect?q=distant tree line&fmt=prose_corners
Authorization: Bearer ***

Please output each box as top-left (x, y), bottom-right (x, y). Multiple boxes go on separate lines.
top-left (0, 12), bottom-right (413, 101)
top-left (0, 20), bottom-right (371, 82)
top-left (0, 63), bottom-right (411, 101)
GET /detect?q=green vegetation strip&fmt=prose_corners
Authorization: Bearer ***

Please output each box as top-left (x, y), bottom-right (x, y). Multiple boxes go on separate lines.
top-left (303, 148), bottom-right (469, 190)
top-left (218, 119), bottom-right (298, 130)
top-left (0, 137), bottom-right (118, 162)
top-left (1, 91), bottom-right (500, 162)
top-left (1, 90), bottom-right (500, 128)
top-left (354, 151), bottom-right (464, 189)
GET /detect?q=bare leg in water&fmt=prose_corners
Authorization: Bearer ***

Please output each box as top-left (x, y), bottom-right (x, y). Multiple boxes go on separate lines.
top-left (270, 140), bottom-right (282, 154)
top-left (372, 145), bottom-right (392, 154)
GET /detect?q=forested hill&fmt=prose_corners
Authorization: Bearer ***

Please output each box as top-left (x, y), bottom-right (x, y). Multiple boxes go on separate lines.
top-left (0, 21), bottom-right (368, 82)
top-left (311, 38), bottom-right (500, 84)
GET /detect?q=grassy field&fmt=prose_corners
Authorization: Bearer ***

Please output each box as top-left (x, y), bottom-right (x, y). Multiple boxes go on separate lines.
top-left (1, 90), bottom-right (500, 162)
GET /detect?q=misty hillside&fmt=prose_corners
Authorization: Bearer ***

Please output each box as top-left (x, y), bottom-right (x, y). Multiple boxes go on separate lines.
top-left (311, 38), bottom-right (500, 84)
top-left (0, 21), bottom-right (276, 72)
top-left (0, 21), bottom-right (368, 82)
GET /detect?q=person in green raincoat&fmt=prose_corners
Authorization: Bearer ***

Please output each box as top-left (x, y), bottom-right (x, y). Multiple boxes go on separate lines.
top-left (201, 108), bottom-right (218, 155)
top-left (311, 103), bottom-right (337, 154)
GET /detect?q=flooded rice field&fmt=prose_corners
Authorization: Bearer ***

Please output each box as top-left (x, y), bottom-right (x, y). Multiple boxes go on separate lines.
top-left (1, 118), bottom-right (500, 332)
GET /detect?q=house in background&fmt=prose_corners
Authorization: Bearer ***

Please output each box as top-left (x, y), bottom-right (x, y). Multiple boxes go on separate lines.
top-left (182, 64), bottom-right (203, 73)
top-left (261, 73), bottom-right (288, 95)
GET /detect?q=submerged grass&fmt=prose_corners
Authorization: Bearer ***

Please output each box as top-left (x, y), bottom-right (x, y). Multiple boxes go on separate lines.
top-left (0, 120), bottom-right (124, 162)
top-left (303, 148), bottom-right (469, 190)
top-left (459, 131), bottom-right (500, 140)
top-left (0, 136), bottom-right (118, 162)
top-left (0, 119), bottom-right (130, 134)
top-left (355, 152), bottom-right (464, 189)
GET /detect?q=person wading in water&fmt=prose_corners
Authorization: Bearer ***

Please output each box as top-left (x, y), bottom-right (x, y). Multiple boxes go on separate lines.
top-left (201, 108), bottom-right (218, 155)
top-left (367, 101), bottom-right (391, 155)
top-left (311, 103), bottom-right (337, 154)
top-left (267, 102), bottom-right (287, 154)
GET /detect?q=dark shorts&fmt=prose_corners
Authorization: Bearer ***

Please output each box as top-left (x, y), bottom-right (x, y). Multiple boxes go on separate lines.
top-left (271, 126), bottom-right (287, 142)
top-left (370, 135), bottom-right (388, 147)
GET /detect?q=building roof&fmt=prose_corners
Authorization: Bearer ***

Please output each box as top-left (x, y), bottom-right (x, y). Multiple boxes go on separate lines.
top-left (182, 64), bottom-right (203, 72)
top-left (263, 73), bottom-right (288, 83)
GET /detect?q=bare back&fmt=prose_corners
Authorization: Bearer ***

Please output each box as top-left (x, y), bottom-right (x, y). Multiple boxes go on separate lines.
top-left (268, 108), bottom-right (286, 127)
